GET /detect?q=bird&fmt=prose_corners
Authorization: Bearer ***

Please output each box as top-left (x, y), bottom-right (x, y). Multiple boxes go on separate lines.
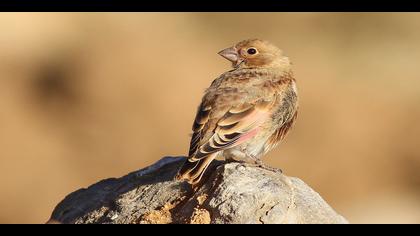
top-left (175, 39), bottom-right (299, 185)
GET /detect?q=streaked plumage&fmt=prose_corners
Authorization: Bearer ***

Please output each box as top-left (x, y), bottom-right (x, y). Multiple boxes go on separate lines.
top-left (176, 39), bottom-right (299, 185)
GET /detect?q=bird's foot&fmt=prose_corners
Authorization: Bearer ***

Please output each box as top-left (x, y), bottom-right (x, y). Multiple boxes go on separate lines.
top-left (242, 155), bottom-right (283, 173)
top-left (255, 160), bottom-right (283, 173)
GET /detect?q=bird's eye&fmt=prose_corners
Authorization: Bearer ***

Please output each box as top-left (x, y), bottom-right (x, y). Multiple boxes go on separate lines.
top-left (247, 48), bottom-right (258, 55)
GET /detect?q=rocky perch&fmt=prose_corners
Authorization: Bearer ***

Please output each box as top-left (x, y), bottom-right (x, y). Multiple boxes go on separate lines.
top-left (48, 157), bottom-right (348, 224)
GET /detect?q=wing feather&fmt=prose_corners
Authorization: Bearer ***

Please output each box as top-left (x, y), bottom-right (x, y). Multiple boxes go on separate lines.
top-left (188, 99), bottom-right (274, 162)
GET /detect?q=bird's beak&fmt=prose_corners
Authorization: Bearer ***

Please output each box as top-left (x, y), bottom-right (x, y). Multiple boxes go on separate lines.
top-left (218, 47), bottom-right (242, 67)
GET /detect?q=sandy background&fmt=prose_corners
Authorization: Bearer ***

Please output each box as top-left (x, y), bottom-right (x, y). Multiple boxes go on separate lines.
top-left (0, 13), bottom-right (419, 223)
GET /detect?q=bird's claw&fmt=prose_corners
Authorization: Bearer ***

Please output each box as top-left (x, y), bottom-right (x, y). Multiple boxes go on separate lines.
top-left (254, 159), bottom-right (283, 173)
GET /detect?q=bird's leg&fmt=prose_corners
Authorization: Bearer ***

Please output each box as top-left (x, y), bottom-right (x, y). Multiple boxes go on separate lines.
top-left (224, 150), bottom-right (283, 173)
top-left (244, 154), bottom-right (283, 173)
top-left (254, 159), bottom-right (283, 173)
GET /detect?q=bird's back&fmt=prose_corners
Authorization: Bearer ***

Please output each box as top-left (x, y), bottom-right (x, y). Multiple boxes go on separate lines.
top-left (176, 39), bottom-right (298, 185)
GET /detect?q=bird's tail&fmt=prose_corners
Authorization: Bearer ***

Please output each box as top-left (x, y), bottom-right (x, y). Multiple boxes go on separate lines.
top-left (175, 153), bottom-right (217, 185)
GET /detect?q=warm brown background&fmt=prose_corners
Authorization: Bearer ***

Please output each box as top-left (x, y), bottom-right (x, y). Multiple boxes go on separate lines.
top-left (1, 13), bottom-right (419, 224)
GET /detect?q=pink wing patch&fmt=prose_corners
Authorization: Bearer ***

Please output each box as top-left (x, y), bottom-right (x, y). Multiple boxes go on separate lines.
top-left (236, 127), bottom-right (261, 145)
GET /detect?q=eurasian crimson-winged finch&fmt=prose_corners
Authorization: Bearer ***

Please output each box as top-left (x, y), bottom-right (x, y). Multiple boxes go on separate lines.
top-left (176, 39), bottom-right (298, 185)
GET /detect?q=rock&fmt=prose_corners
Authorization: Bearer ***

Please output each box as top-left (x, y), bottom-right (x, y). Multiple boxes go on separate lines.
top-left (48, 156), bottom-right (348, 224)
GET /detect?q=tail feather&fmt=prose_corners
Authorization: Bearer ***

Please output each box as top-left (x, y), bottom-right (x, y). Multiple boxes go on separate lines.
top-left (175, 154), bottom-right (216, 185)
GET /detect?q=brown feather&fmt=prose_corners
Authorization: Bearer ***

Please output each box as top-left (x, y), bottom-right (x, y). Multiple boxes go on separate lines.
top-left (176, 39), bottom-right (298, 185)
top-left (265, 111), bottom-right (298, 154)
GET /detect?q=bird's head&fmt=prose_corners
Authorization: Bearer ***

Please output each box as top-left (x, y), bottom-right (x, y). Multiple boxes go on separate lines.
top-left (218, 39), bottom-right (290, 70)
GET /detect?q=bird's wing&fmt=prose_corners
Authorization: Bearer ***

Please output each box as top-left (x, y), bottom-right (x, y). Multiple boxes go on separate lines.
top-left (188, 98), bottom-right (276, 161)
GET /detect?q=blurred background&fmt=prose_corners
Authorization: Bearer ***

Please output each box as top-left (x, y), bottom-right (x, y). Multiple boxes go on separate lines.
top-left (0, 13), bottom-right (419, 224)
